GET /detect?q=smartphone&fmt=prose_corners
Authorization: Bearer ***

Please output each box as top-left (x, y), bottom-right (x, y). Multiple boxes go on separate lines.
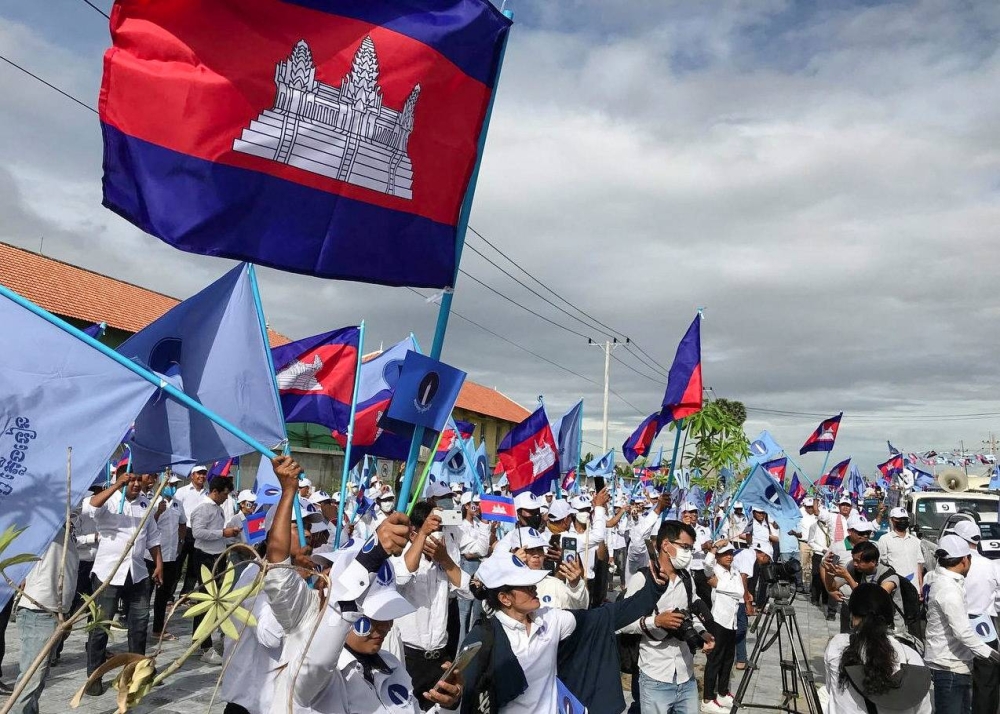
top-left (594, 476), bottom-right (606, 494)
top-left (439, 642), bottom-right (482, 682)
top-left (561, 536), bottom-right (578, 563)
top-left (437, 509), bottom-right (462, 527)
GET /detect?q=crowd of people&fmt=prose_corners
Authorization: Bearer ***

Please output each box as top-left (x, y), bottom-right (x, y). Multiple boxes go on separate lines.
top-left (2, 459), bottom-right (1000, 714)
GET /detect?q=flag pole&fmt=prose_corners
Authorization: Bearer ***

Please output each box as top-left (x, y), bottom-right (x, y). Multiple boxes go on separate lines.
top-left (664, 419), bottom-right (685, 492)
top-left (818, 451), bottom-right (832, 485)
top-left (712, 465), bottom-right (757, 539)
top-left (247, 264), bottom-right (308, 547)
top-left (783, 452), bottom-right (816, 487)
top-left (335, 320), bottom-right (366, 548)
top-left (406, 427), bottom-right (449, 516)
top-left (428, 9), bottom-right (513, 362)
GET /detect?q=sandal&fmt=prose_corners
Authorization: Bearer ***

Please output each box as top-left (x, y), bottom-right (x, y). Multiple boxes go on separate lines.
top-left (153, 631), bottom-right (177, 641)
top-left (735, 662), bottom-right (747, 670)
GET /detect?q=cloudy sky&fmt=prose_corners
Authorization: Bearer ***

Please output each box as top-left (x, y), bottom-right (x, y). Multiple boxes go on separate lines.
top-left (2, 0), bottom-right (999, 478)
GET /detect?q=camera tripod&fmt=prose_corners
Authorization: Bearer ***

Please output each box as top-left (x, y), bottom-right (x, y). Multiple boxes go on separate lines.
top-left (729, 592), bottom-right (822, 714)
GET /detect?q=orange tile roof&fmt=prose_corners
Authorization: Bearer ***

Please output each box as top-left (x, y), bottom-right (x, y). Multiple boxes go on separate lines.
top-left (361, 349), bottom-right (530, 424)
top-left (0, 242), bottom-right (290, 346)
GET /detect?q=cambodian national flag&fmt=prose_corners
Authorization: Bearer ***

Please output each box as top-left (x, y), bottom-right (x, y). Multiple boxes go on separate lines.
top-left (634, 467), bottom-right (651, 486)
top-left (660, 314), bottom-right (703, 422)
top-left (272, 326), bottom-right (360, 433)
top-left (209, 456), bottom-right (237, 478)
top-left (497, 406), bottom-right (560, 496)
top-left (818, 458), bottom-right (851, 488)
top-left (878, 454), bottom-right (904, 479)
top-left (622, 412), bottom-right (666, 464)
top-left (479, 494), bottom-right (516, 524)
top-left (788, 473), bottom-right (807, 505)
top-left (435, 420), bottom-right (476, 462)
top-left (762, 457), bottom-right (788, 485)
top-left (887, 440), bottom-right (901, 456)
top-left (99, 0), bottom-right (511, 289)
top-left (562, 469), bottom-right (577, 493)
top-left (243, 512), bottom-right (267, 545)
top-left (799, 413), bottom-right (843, 455)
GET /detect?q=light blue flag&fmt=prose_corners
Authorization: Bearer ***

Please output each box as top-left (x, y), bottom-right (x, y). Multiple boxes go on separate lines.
top-left (990, 467), bottom-right (1000, 490)
top-left (252, 456), bottom-right (282, 507)
top-left (430, 418), bottom-right (480, 490)
top-left (648, 445), bottom-right (664, 470)
top-left (118, 263), bottom-right (286, 474)
top-left (0, 292), bottom-right (159, 608)
top-left (551, 400), bottom-right (583, 475)
top-left (584, 449), bottom-right (615, 477)
top-left (748, 430), bottom-right (785, 465)
top-left (738, 464), bottom-right (802, 536)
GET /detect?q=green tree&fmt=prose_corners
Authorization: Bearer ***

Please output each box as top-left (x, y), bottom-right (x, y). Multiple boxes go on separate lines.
top-left (671, 399), bottom-right (750, 491)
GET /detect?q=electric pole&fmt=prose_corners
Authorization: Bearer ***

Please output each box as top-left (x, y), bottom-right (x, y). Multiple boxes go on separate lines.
top-left (590, 338), bottom-right (620, 452)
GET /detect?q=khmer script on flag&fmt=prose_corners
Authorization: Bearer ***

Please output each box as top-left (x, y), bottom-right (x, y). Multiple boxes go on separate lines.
top-left (99, 0), bottom-right (511, 288)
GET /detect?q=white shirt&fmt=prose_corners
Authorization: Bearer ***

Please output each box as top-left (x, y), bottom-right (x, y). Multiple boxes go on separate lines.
top-left (620, 570), bottom-right (702, 685)
top-left (20, 527), bottom-right (79, 613)
top-left (494, 608), bottom-right (576, 714)
top-left (571, 509), bottom-right (608, 580)
top-left (690, 524), bottom-right (712, 571)
top-left (923, 567), bottom-right (994, 673)
top-left (731, 549), bottom-right (757, 579)
top-left (174, 483), bottom-right (208, 522)
top-left (628, 510), bottom-right (659, 560)
top-left (536, 573), bottom-right (589, 610)
top-left (964, 551), bottom-right (1000, 617)
top-left (153, 497), bottom-right (186, 562)
top-left (750, 518), bottom-right (778, 546)
top-left (728, 513), bottom-right (749, 542)
top-left (824, 634), bottom-right (931, 714)
top-left (72, 497), bottom-right (99, 561)
top-left (877, 531), bottom-right (924, 583)
top-left (801, 513), bottom-right (828, 553)
top-left (458, 518), bottom-right (491, 560)
top-left (85, 490), bottom-right (161, 586)
top-left (707, 564), bottom-right (744, 630)
top-left (191, 499), bottom-right (228, 555)
top-left (392, 539), bottom-right (471, 651)
top-left (338, 647), bottom-right (454, 713)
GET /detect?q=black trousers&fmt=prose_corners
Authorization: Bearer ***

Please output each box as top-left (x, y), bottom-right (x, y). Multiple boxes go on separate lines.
top-left (693, 569), bottom-right (713, 606)
top-left (153, 560), bottom-right (182, 634)
top-left (972, 638), bottom-right (999, 714)
top-left (404, 646), bottom-right (447, 711)
top-left (811, 553), bottom-right (830, 609)
top-left (192, 549), bottom-right (224, 650)
top-left (703, 623), bottom-right (737, 701)
top-left (0, 595), bottom-right (13, 677)
top-left (178, 531), bottom-right (197, 595)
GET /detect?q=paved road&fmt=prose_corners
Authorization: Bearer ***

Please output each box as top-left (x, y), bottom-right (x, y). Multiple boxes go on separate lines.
top-left (2, 589), bottom-right (838, 713)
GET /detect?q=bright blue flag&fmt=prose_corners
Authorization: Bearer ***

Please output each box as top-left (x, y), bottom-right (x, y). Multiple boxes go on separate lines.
top-left (83, 321), bottom-right (107, 339)
top-left (847, 465), bottom-right (866, 499)
top-left (648, 445), bottom-right (664, 471)
top-left (0, 291), bottom-right (160, 608)
top-left (748, 430), bottom-right (784, 465)
top-left (585, 449), bottom-right (615, 478)
top-left (381, 351), bottom-right (466, 440)
top-left (911, 465), bottom-right (936, 491)
top-left (551, 400), bottom-right (583, 476)
top-left (991, 467), bottom-right (1000, 490)
top-left (118, 263), bottom-right (286, 473)
top-left (430, 418), bottom-right (480, 490)
top-left (737, 465), bottom-right (802, 536)
top-left (252, 455), bottom-right (282, 506)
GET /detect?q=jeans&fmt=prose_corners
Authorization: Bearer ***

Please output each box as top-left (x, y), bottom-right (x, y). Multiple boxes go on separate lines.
top-left (457, 559), bottom-right (482, 645)
top-left (931, 669), bottom-right (972, 714)
top-left (972, 641), bottom-right (1000, 714)
top-left (13, 609), bottom-right (58, 714)
top-left (735, 603), bottom-right (748, 664)
top-left (638, 672), bottom-right (698, 714)
top-left (86, 571), bottom-right (151, 675)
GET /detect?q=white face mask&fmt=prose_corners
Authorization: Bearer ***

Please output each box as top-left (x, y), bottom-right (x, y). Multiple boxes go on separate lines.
top-left (575, 511), bottom-right (590, 525)
top-left (669, 546), bottom-right (693, 570)
top-left (379, 500), bottom-right (395, 514)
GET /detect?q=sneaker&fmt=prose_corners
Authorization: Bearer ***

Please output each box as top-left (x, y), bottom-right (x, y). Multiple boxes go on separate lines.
top-left (200, 649), bottom-right (224, 666)
top-left (0, 681), bottom-right (13, 696)
top-left (701, 700), bottom-right (728, 714)
top-left (718, 693), bottom-right (735, 707)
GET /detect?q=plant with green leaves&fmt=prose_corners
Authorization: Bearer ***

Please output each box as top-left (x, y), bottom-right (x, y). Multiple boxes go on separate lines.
top-left (672, 398), bottom-right (750, 491)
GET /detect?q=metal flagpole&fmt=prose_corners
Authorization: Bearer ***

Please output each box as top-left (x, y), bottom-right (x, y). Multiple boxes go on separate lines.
top-left (399, 9), bottom-right (514, 512)
top-left (818, 451), bottom-right (832, 486)
top-left (664, 419), bottom-right (685, 492)
top-left (712, 466), bottom-right (757, 539)
top-left (334, 320), bottom-right (366, 549)
top-left (783, 452), bottom-right (817, 487)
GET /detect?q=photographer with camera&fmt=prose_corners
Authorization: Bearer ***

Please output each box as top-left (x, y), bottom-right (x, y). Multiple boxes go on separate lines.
top-left (824, 541), bottom-right (900, 634)
top-left (620, 519), bottom-right (715, 712)
top-left (701, 542), bottom-right (743, 713)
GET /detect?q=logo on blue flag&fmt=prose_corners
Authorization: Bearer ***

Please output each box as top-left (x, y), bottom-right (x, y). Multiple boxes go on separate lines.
top-left (381, 351), bottom-right (466, 438)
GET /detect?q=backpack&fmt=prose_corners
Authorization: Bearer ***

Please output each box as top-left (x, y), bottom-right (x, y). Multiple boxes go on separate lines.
top-left (876, 566), bottom-right (923, 626)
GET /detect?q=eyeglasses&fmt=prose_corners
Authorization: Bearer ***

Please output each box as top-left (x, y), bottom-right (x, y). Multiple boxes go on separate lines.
top-left (663, 540), bottom-right (694, 553)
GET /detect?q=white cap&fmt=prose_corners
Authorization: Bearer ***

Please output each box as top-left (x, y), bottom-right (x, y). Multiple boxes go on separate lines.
top-left (263, 497), bottom-right (324, 532)
top-left (889, 507), bottom-right (908, 519)
top-left (450, 482), bottom-right (462, 492)
top-left (569, 496), bottom-right (591, 511)
top-left (237, 489), bottom-right (257, 503)
top-left (802, 497), bottom-right (814, 507)
top-left (547, 500), bottom-right (572, 521)
top-left (752, 542), bottom-right (772, 556)
top-left (716, 542), bottom-right (735, 555)
top-left (423, 478), bottom-right (452, 499)
top-left (477, 552), bottom-right (550, 588)
top-left (847, 516), bottom-right (874, 533)
top-left (681, 502), bottom-right (698, 512)
top-left (947, 520), bottom-right (981, 542)
top-left (166, 474), bottom-right (183, 484)
top-left (837, 496), bottom-right (852, 505)
top-left (614, 496), bottom-right (628, 508)
top-left (299, 478), bottom-right (313, 489)
top-left (936, 534), bottom-right (972, 559)
top-left (191, 465), bottom-right (208, 474)
top-left (460, 492), bottom-right (474, 506)
top-left (513, 492), bottom-right (541, 511)
top-left (733, 502), bottom-right (744, 510)
top-left (377, 489), bottom-right (396, 501)
top-left (313, 545), bottom-right (416, 620)
top-left (751, 505), bottom-right (767, 514)
top-left (308, 490), bottom-right (336, 505)
top-left (309, 521), bottom-right (330, 534)
top-left (513, 527), bottom-right (549, 550)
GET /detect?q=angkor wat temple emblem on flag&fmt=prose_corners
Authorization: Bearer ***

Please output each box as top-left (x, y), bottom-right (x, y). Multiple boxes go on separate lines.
top-left (234, 37), bottom-right (420, 199)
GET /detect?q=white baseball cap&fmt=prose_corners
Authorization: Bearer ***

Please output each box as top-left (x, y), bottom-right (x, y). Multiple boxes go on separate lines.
top-left (513, 527), bottom-right (549, 550)
top-left (377, 489), bottom-right (396, 502)
top-left (752, 542), bottom-right (772, 556)
top-left (847, 516), bottom-right (874, 533)
top-left (547, 499), bottom-right (572, 521)
top-left (751, 505), bottom-right (767, 514)
top-left (423, 478), bottom-right (452, 499)
top-left (166, 474), bottom-right (183, 484)
top-left (733, 502), bottom-right (744, 510)
top-left (946, 520), bottom-right (981, 543)
top-left (837, 496), bottom-right (852, 505)
top-left (477, 552), bottom-right (550, 589)
top-left (889, 507), bottom-right (908, 519)
top-left (681, 502), bottom-right (698, 513)
top-left (237, 489), bottom-right (257, 503)
top-left (313, 545), bottom-right (415, 620)
top-left (450, 482), bottom-right (462, 492)
top-left (460, 492), bottom-right (474, 506)
top-left (513, 492), bottom-right (541, 511)
top-left (299, 478), bottom-right (313, 489)
top-left (716, 542), bottom-right (735, 555)
top-left (802, 497), bottom-right (814, 507)
top-left (308, 490), bottom-right (336, 505)
top-left (569, 496), bottom-right (592, 511)
top-left (191, 465), bottom-right (208, 474)
top-left (936, 534), bottom-right (972, 559)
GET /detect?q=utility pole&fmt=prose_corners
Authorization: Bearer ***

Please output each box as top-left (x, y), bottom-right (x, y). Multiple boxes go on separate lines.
top-left (983, 432), bottom-right (998, 460)
top-left (961, 439), bottom-right (969, 477)
top-left (590, 338), bottom-right (620, 452)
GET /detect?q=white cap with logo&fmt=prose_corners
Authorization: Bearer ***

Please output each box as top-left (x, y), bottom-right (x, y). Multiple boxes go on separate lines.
top-left (477, 552), bottom-right (550, 589)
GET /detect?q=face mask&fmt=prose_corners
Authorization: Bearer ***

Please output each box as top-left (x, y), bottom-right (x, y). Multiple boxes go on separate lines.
top-left (892, 519), bottom-right (909, 531)
top-left (523, 512), bottom-right (543, 529)
top-left (438, 498), bottom-right (456, 511)
top-left (379, 500), bottom-right (395, 514)
top-left (575, 511), bottom-right (590, 525)
top-left (162, 486), bottom-right (176, 498)
top-left (669, 546), bottom-right (693, 570)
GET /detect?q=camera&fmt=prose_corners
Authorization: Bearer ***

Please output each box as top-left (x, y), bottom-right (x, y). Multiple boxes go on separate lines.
top-left (760, 559), bottom-right (801, 584)
top-left (756, 559), bottom-right (802, 608)
top-left (665, 601), bottom-right (714, 653)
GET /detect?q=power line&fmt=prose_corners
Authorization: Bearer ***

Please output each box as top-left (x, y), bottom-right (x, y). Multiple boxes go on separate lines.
top-left (745, 405), bottom-right (1000, 422)
top-left (80, 0), bottom-right (110, 19)
top-left (611, 352), bottom-right (665, 386)
top-left (0, 55), bottom-right (97, 115)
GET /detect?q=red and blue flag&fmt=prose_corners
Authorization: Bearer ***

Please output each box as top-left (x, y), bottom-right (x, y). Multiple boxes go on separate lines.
top-left (818, 458), bottom-right (851, 488)
top-left (497, 406), bottom-right (560, 496)
top-left (272, 326), bottom-right (361, 433)
top-left (479, 494), bottom-right (516, 524)
top-left (243, 511), bottom-right (267, 545)
top-left (661, 315), bottom-right (703, 422)
top-left (434, 420), bottom-right (476, 462)
top-left (787, 473), bottom-right (806, 504)
top-left (762, 456), bottom-right (787, 485)
top-left (799, 413), bottom-right (842, 455)
top-left (99, 0), bottom-right (511, 288)
top-left (877, 454), bottom-right (904, 479)
top-left (622, 412), bottom-right (666, 464)
top-left (562, 469), bottom-right (577, 493)
top-left (209, 456), bottom-right (238, 478)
